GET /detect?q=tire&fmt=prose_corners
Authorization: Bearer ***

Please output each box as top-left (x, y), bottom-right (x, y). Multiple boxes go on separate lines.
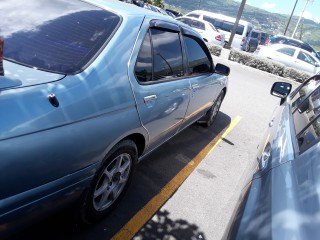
top-left (201, 91), bottom-right (225, 127)
top-left (245, 43), bottom-right (250, 52)
top-left (80, 140), bottom-right (138, 224)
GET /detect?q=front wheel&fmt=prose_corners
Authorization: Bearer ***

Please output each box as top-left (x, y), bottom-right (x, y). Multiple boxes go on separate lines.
top-left (201, 91), bottom-right (225, 127)
top-left (80, 140), bottom-right (138, 224)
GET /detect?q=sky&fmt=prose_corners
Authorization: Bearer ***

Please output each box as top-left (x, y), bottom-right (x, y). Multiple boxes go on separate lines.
top-left (235, 0), bottom-right (320, 23)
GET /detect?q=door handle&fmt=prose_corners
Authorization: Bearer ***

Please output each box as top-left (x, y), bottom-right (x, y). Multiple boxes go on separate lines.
top-left (143, 95), bottom-right (158, 103)
top-left (192, 84), bottom-right (200, 89)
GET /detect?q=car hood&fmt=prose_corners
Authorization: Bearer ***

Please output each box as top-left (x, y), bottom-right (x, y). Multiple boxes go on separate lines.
top-left (0, 60), bottom-right (65, 90)
top-left (227, 146), bottom-right (320, 240)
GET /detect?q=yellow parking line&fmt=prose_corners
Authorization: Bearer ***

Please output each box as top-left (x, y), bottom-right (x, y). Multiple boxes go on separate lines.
top-left (112, 116), bottom-right (242, 240)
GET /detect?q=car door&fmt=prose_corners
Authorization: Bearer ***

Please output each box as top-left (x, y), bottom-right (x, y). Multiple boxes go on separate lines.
top-left (292, 50), bottom-right (318, 75)
top-left (272, 47), bottom-right (296, 67)
top-left (129, 19), bottom-right (191, 153)
top-left (180, 29), bottom-right (221, 127)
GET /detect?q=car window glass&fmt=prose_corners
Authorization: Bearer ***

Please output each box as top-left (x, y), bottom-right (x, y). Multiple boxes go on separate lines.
top-left (293, 84), bottom-right (320, 153)
top-left (277, 47), bottom-right (295, 57)
top-left (187, 14), bottom-right (200, 18)
top-left (135, 31), bottom-right (152, 82)
top-left (208, 23), bottom-right (218, 32)
top-left (151, 28), bottom-right (184, 81)
top-left (1, 1), bottom-right (120, 74)
top-left (203, 16), bottom-right (216, 26)
top-left (183, 36), bottom-right (211, 76)
top-left (297, 52), bottom-right (316, 65)
top-left (191, 20), bottom-right (205, 30)
top-left (251, 31), bottom-right (259, 38)
top-left (179, 18), bottom-right (191, 25)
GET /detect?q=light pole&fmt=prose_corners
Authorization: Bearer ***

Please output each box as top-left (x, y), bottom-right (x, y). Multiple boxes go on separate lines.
top-left (198, 0), bottom-right (201, 8)
top-left (225, 0), bottom-right (246, 49)
top-left (284, 0), bottom-right (298, 36)
top-left (292, 0), bottom-right (313, 38)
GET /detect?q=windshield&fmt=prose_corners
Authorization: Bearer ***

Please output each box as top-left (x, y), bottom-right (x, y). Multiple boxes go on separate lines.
top-left (0, 0), bottom-right (121, 74)
top-left (251, 32), bottom-right (259, 38)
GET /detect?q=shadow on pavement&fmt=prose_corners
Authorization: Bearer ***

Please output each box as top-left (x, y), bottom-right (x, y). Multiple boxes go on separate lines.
top-left (133, 210), bottom-right (206, 240)
top-left (9, 112), bottom-right (231, 240)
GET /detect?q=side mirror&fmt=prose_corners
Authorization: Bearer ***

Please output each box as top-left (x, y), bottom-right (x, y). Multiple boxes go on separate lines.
top-left (315, 62), bottom-right (320, 68)
top-left (215, 63), bottom-right (230, 76)
top-left (271, 82), bottom-right (292, 99)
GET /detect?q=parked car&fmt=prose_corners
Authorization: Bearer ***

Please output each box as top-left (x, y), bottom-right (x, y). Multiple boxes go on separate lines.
top-left (241, 30), bottom-right (260, 52)
top-left (176, 16), bottom-right (225, 46)
top-left (165, 8), bottom-right (183, 17)
top-left (185, 10), bottom-right (253, 49)
top-left (225, 74), bottom-right (320, 239)
top-left (255, 44), bottom-right (320, 75)
top-left (265, 35), bottom-right (320, 61)
top-left (0, 0), bottom-right (230, 237)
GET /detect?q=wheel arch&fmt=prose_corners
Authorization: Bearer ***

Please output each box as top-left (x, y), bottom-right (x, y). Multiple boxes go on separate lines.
top-left (123, 133), bottom-right (146, 157)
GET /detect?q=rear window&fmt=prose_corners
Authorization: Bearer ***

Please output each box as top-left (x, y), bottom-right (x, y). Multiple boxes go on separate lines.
top-left (0, 0), bottom-right (121, 74)
top-left (203, 16), bottom-right (244, 35)
top-left (251, 32), bottom-right (260, 38)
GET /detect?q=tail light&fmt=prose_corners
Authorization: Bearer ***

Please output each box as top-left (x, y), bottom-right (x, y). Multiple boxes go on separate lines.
top-left (240, 37), bottom-right (245, 46)
top-left (215, 35), bottom-right (222, 41)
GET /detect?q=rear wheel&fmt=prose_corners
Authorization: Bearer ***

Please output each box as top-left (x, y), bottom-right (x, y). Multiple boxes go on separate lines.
top-left (80, 140), bottom-right (137, 224)
top-left (201, 91), bottom-right (225, 127)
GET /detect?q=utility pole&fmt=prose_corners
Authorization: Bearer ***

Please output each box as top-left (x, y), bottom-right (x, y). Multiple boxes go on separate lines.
top-left (225, 0), bottom-right (246, 49)
top-left (284, 0), bottom-right (298, 36)
top-left (299, 18), bottom-right (304, 40)
top-left (292, 0), bottom-right (313, 38)
top-left (198, 0), bottom-right (201, 8)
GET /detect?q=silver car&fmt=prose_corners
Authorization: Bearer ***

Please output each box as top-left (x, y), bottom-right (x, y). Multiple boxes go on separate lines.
top-left (255, 44), bottom-right (320, 75)
top-left (225, 74), bottom-right (320, 239)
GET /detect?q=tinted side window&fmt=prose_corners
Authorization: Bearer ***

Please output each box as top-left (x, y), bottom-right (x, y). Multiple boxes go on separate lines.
top-left (293, 84), bottom-right (320, 153)
top-left (297, 52), bottom-right (316, 65)
top-left (191, 20), bottom-right (205, 30)
top-left (178, 18), bottom-right (192, 25)
top-left (135, 31), bottom-right (152, 82)
top-left (151, 29), bottom-right (184, 81)
top-left (277, 47), bottom-right (295, 56)
top-left (187, 14), bottom-right (200, 18)
top-left (184, 36), bottom-right (211, 75)
top-left (203, 16), bottom-right (216, 26)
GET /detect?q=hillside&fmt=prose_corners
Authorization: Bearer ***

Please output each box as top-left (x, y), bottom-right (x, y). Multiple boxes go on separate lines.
top-left (164, 0), bottom-right (320, 50)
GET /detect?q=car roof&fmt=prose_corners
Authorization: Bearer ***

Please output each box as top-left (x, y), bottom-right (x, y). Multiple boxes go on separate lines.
top-left (272, 34), bottom-right (304, 44)
top-left (176, 16), bottom-right (209, 25)
top-left (187, 10), bottom-right (251, 25)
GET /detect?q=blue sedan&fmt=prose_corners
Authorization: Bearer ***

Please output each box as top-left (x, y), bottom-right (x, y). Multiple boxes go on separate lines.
top-left (0, 0), bottom-right (230, 236)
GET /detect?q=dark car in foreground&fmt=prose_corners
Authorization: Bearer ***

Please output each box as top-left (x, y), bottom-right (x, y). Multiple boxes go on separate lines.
top-left (0, 0), bottom-right (230, 237)
top-left (225, 74), bottom-right (320, 239)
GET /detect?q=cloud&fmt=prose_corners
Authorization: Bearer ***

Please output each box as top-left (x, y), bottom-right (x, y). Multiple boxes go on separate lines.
top-left (302, 11), bottom-right (312, 20)
top-left (261, 2), bottom-right (276, 9)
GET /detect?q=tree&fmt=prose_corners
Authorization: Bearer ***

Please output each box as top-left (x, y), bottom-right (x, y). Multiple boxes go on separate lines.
top-left (153, 0), bottom-right (164, 8)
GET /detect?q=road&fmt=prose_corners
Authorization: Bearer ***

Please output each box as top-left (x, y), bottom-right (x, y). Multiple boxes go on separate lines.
top-left (9, 59), bottom-right (298, 240)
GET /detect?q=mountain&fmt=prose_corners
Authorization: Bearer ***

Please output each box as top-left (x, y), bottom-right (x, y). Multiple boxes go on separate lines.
top-left (164, 0), bottom-right (320, 50)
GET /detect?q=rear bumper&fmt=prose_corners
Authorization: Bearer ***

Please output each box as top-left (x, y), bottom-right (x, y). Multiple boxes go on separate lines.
top-left (0, 162), bottom-right (98, 238)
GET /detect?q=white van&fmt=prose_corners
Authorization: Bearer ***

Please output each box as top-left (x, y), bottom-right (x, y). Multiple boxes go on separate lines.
top-left (185, 10), bottom-right (253, 49)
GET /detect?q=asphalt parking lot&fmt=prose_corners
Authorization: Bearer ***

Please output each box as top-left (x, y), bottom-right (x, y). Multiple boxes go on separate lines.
top-left (9, 58), bottom-right (298, 240)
